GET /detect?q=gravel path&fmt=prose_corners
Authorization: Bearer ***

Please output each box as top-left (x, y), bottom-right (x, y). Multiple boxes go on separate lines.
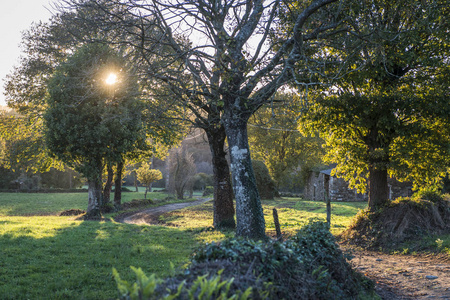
top-left (117, 198), bottom-right (212, 225)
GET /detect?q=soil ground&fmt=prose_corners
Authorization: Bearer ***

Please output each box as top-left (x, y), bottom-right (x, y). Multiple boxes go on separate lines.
top-left (345, 247), bottom-right (450, 300)
top-left (117, 199), bottom-right (450, 299)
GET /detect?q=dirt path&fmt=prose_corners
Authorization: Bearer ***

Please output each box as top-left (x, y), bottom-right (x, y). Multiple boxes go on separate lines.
top-left (345, 248), bottom-right (450, 299)
top-left (116, 198), bottom-right (212, 225)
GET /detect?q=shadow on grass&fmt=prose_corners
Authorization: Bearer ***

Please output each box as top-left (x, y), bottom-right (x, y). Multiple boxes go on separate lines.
top-left (0, 218), bottom-right (196, 300)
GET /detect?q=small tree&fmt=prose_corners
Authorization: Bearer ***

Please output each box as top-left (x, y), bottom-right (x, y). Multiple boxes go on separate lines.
top-left (136, 163), bottom-right (163, 199)
top-left (168, 147), bottom-right (196, 200)
top-left (44, 43), bottom-right (144, 217)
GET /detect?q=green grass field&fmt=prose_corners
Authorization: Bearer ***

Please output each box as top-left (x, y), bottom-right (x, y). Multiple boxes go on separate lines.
top-left (3, 191), bottom-right (444, 299)
top-left (0, 190), bottom-right (203, 299)
top-left (0, 216), bottom-right (195, 299)
top-left (0, 188), bottom-right (171, 216)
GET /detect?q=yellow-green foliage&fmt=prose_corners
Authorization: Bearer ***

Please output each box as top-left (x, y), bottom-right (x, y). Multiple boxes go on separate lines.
top-left (113, 267), bottom-right (252, 300)
top-left (136, 163), bottom-right (163, 188)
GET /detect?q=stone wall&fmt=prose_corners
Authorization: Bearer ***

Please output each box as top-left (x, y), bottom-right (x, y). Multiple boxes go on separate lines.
top-left (329, 176), bottom-right (366, 202)
top-left (304, 171), bottom-right (326, 201)
top-left (304, 169), bottom-right (411, 202)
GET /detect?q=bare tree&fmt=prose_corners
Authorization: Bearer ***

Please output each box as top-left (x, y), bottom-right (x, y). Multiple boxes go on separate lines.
top-left (167, 147), bottom-right (196, 200)
top-left (59, 0), bottom-right (341, 238)
top-left (53, 0), bottom-right (236, 229)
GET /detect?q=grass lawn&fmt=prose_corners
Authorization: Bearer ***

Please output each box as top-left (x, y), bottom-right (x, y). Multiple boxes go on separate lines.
top-left (0, 217), bottom-right (196, 299)
top-left (7, 191), bottom-right (445, 299)
top-left (0, 189), bottom-right (172, 216)
top-left (0, 190), bottom-right (204, 299)
top-left (159, 198), bottom-right (368, 236)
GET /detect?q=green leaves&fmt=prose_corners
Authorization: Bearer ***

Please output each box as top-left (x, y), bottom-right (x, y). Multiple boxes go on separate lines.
top-left (248, 93), bottom-right (324, 190)
top-left (136, 163), bottom-right (163, 188)
top-left (113, 266), bottom-right (251, 300)
top-left (44, 43), bottom-right (145, 180)
top-left (297, 0), bottom-right (450, 195)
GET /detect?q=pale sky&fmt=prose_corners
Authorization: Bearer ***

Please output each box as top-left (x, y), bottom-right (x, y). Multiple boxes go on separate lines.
top-left (0, 0), bottom-right (55, 106)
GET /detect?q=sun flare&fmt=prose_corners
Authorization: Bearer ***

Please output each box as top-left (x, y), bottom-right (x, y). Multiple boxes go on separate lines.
top-left (105, 73), bottom-right (118, 85)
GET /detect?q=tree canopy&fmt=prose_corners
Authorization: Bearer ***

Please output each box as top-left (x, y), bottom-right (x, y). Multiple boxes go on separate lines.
top-left (248, 93), bottom-right (324, 191)
top-left (65, 0), bottom-right (342, 238)
top-left (44, 43), bottom-right (146, 216)
top-left (299, 0), bottom-right (450, 209)
top-left (136, 162), bottom-right (162, 199)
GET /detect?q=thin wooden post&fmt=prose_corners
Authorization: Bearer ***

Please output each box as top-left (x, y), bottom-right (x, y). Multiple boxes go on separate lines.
top-left (326, 195), bottom-right (331, 227)
top-left (273, 208), bottom-right (283, 241)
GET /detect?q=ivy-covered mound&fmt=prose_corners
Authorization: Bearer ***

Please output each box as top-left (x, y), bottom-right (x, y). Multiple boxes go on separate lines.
top-left (340, 193), bottom-right (450, 250)
top-left (114, 221), bottom-right (375, 299)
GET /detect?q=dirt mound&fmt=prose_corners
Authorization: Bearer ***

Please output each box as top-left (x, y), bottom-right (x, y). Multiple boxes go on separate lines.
top-left (59, 209), bottom-right (85, 216)
top-left (340, 197), bottom-right (450, 249)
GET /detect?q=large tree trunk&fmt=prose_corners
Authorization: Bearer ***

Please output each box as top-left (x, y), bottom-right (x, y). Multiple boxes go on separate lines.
top-left (87, 175), bottom-right (102, 218)
top-left (102, 162), bottom-right (114, 206)
top-left (206, 126), bottom-right (235, 229)
top-left (366, 130), bottom-right (390, 210)
top-left (368, 166), bottom-right (389, 210)
top-left (114, 161), bottom-right (124, 211)
top-left (223, 117), bottom-right (266, 239)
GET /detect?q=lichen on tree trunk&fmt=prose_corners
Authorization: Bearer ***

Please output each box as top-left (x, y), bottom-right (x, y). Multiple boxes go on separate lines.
top-left (224, 118), bottom-right (265, 239)
top-left (87, 177), bottom-right (102, 218)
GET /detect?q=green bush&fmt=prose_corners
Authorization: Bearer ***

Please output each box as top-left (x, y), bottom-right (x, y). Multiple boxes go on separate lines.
top-left (413, 187), bottom-right (443, 202)
top-left (113, 267), bottom-right (252, 300)
top-left (193, 173), bottom-right (214, 191)
top-left (192, 220), bottom-right (372, 299)
top-left (114, 220), bottom-right (375, 299)
top-left (101, 202), bottom-right (115, 213)
top-left (202, 186), bottom-right (214, 197)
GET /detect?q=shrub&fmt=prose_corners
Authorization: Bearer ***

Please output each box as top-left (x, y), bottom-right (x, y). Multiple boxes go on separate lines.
top-left (113, 267), bottom-right (252, 300)
top-left (114, 220), bottom-right (374, 299)
top-left (413, 187), bottom-right (443, 202)
top-left (202, 186), bottom-right (214, 197)
top-left (101, 202), bottom-right (115, 213)
top-left (193, 173), bottom-right (214, 191)
top-left (112, 186), bottom-right (133, 192)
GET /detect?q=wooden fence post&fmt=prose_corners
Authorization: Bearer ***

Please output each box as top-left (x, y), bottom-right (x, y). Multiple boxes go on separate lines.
top-left (273, 208), bottom-right (283, 241)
